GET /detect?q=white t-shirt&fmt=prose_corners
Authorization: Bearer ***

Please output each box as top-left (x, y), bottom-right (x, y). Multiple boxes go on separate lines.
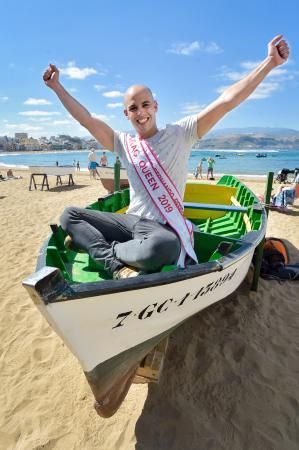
top-left (114, 115), bottom-right (198, 223)
top-left (88, 151), bottom-right (97, 162)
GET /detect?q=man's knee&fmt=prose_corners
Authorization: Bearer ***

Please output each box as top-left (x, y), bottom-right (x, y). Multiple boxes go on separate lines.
top-left (142, 233), bottom-right (181, 270)
top-left (160, 233), bottom-right (181, 263)
top-left (60, 206), bottom-right (79, 230)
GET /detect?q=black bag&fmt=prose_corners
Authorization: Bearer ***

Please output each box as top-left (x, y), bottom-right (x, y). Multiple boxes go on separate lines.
top-left (259, 238), bottom-right (299, 281)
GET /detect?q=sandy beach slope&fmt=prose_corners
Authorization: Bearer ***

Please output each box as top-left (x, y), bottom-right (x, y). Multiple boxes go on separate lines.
top-left (0, 170), bottom-right (298, 450)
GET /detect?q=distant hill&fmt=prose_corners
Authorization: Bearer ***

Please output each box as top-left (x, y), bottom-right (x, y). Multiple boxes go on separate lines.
top-left (195, 127), bottom-right (299, 149)
top-left (207, 127), bottom-right (299, 137)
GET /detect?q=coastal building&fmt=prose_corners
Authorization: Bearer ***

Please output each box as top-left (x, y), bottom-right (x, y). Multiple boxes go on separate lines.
top-left (15, 136), bottom-right (41, 151)
top-left (0, 136), bottom-right (16, 152)
top-left (86, 138), bottom-right (102, 149)
top-left (15, 132), bottom-right (28, 140)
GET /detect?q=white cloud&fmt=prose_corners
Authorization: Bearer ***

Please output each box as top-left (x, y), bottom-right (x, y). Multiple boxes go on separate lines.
top-left (167, 40), bottom-right (222, 56)
top-left (94, 84), bottom-right (106, 91)
top-left (24, 98), bottom-right (52, 105)
top-left (240, 61), bottom-right (261, 70)
top-left (103, 90), bottom-right (124, 98)
top-left (0, 96), bottom-right (9, 102)
top-left (28, 117), bottom-right (52, 122)
top-left (217, 60), bottom-right (297, 99)
top-left (60, 62), bottom-right (97, 79)
top-left (91, 112), bottom-right (113, 122)
top-left (181, 102), bottom-right (206, 115)
top-left (216, 81), bottom-right (280, 99)
top-left (19, 111), bottom-right (61, 117)
top-left (221, 61), bottom-right (294, 82)
top-left (168, 41), bottom-right (200, 56)
top-left (248, 82), bottom-right (280, 99)
top-left (204, 42), bottom-right (222, 54)
top-left (5, 123), bottom-right (43, 132)
top-left (218, 70), bottom-right (243, 82)
top-left (106, 102), bottom-right (123, 109)
top-left (51, 120), bottom-right (72, 126)
top-left (68, 88), bottom-right (78, 93)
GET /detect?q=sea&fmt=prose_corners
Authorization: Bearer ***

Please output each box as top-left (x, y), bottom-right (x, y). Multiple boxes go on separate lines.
top-left (0, 148), bottom-right (299, 178)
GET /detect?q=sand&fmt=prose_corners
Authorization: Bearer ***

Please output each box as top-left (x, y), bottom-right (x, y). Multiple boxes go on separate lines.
top-left (0, 170), bottom-right (298, 450)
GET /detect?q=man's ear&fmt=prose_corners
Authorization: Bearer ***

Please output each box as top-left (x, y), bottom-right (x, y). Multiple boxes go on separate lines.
top-left (154, 101), bottom-right (158, 112)
top-left (124, 109), bottom-right (129, 119)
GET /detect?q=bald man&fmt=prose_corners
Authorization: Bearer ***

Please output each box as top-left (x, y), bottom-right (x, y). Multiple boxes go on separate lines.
top-left (43, 35), bottom-right (289, 279)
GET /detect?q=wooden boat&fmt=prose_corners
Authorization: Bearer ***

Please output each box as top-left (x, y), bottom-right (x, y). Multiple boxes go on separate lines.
top-left (97, 165), bottom-right (128, 192)
top-left (22, 175), bottom-right (266, 417)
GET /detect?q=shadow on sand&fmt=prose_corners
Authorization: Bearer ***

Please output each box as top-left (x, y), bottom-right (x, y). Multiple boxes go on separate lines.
top-left (46, 184), bottom-right (89, 193)
top-left (135, 240), bottom-right (299, 450)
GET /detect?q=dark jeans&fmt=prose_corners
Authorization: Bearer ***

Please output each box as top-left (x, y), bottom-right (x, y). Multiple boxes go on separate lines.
top-left (60, 207), bottom-right (181, 274)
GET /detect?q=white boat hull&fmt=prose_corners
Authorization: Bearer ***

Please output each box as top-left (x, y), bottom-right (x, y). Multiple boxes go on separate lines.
top-left (28, 248), bottom-right (253, 373)
top-left (98, 166), bottom-right (128, 191)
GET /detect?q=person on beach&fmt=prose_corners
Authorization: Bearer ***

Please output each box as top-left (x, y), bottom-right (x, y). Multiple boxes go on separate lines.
top-left (43, 35), bottom-right (289, 281)
top-left (207, 157), bottom-right (215, 180)
top-left (87, 148), bottom-right (98, 179)
top-left (76, 160), bottom-right (80, 171)
top-left (7, 169), bottom-right (22, 179)
top-left (195, 160), bottom-right (203, 179)
top-left (100, 152), bottom-right (108, 167)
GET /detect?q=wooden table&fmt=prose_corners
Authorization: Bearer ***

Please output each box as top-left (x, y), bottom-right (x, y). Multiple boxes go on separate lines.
top-left (29, 166), bottom-right (75, 191)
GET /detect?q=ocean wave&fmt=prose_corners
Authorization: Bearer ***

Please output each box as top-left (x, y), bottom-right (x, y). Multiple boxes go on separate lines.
top-left (191, 149), bottom-right (280, 153)
top-left (0, 163), bottom-right (29, 169)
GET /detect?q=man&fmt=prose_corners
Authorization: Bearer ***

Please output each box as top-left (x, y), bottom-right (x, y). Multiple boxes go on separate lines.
top-left (43, 35), bottom-right (289, 279)
top-left (87, 148), bottom-right (98, 179)
top-left (194, 160), bottom-right (203, 179)
top-left (100, 151), bottom-right (108, 167)
top-left (207, 157), bottom-right (215, 180)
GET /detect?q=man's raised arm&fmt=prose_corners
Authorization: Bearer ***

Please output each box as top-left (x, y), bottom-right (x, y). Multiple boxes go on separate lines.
top-left (43, 64), bottom-right (114, 151)
top-left (196, 35), bottom-right (290, 139)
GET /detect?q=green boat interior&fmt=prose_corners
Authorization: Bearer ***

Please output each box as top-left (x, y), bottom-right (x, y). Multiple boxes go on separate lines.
top-left (45, 175), bottom-right (263, 283)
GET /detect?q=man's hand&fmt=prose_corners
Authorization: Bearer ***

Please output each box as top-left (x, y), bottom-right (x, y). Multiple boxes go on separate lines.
top-left (43, 64), bottom-right (60, 89)
top-left (268, 35), bottom-right (290, 67)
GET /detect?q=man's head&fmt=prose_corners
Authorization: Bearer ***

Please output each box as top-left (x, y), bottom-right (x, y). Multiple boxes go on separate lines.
top-left (123, 85), bottom-right (158, 139)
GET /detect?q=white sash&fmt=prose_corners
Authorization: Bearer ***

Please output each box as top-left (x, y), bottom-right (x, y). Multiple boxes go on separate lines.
top-left (124, 134), bottom-right (198, 267)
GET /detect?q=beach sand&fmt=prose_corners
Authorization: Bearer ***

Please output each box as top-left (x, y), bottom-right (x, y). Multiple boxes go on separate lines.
top-left (0, 170), bottom-right (298, 450)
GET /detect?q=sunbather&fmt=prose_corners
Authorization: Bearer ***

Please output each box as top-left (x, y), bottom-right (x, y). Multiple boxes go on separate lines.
top-left (7, 169), bottom-right (22, 179)
top-left (271, 185), bottom-right (297, 209)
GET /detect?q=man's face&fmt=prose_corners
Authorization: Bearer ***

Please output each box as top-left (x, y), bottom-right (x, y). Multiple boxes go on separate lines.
top-left (124, 87), bottom-right (158, 139)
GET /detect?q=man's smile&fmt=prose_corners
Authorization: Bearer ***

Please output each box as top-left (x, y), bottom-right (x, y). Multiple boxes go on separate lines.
top-left (136, 117), bottom-right (149, 124)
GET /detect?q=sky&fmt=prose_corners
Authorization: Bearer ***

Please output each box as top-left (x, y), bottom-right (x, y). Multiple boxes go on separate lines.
top-left (0, 0), bottom-right (298, 138)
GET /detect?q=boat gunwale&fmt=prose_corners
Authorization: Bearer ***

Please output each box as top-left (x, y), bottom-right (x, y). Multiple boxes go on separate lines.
top-left (24, 228), bottom-right (263, 305)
